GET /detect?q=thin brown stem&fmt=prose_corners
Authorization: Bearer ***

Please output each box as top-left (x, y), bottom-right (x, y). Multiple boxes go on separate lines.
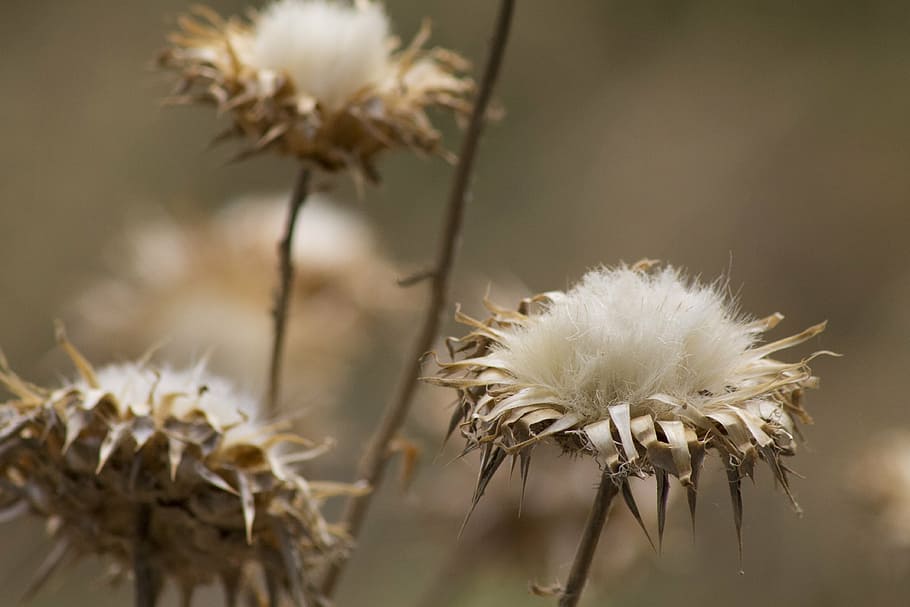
top-left (319, 0), bottom-right (516, 597)
top-left (266, 166), bottom-right (312, 415)
top-left (134, 503), bottom-right (159, 607)
top-left (558, 470), bottom-right (619, 607)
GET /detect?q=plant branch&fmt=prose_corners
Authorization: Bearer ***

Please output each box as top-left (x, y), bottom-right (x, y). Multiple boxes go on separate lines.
top-left (266, 166), bottom-right (312, 415)
top-left (558, 469), bottom-right (619, 607)
top-left (134, 503), bottom-right (159, 607)
top-left (319, 0), bottom-right (516, 597)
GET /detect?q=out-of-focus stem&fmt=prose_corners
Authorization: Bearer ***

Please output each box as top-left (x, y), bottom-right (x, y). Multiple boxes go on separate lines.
top-left (558, 469), bottom-right (618, 607)
top-left (320, 0), bottom-right (516, 598)
top-left (266, 166), bottom-right (312, 415)
top-left (134, 503), bottom-right (159, 607)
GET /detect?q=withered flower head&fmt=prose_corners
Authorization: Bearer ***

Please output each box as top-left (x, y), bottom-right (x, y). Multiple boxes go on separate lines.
top-left (850, 432), bottom-right (910, 549)
top-left (427, 261), bottom-right (830, 549)
top-left (159, 0), bottom-right (473, 182)
top-left (71, 193), bottom-right (405, 409)
top-left (0, 331), bottom-right (354, 604)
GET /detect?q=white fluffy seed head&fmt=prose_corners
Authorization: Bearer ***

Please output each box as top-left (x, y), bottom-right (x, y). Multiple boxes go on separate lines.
top-left (249, 0), bottom-right (390, 110)
top-left (215, 193), bottom-right (376, 273)
top-left (494, 265), bottom-right (755, 420)
top-left (74, 362), bottom-right (259, 430)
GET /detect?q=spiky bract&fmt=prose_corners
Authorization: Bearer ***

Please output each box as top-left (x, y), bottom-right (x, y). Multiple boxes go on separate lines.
top-left (159, 1), bottom-right (473, 183)
top-left (427, 261), bottom-right (830, 550)
top-left (0, 334), bottom-right (356, 604)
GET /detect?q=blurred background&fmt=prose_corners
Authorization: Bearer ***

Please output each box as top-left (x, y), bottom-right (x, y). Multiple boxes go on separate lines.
top-left (2, 0), bottom-right (909, 605)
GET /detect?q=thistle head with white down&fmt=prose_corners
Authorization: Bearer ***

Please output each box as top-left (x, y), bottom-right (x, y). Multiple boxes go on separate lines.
top-left (427, 260), bottom-right (833, 550)
top-left (0, 329), bottom-right (359, 605)
top-left (159, 0), bottom-right (473, 183)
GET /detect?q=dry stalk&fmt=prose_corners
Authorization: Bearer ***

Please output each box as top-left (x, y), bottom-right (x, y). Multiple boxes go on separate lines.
top-left (558, 470), bottom-right (619, 607)
top-left (134, 503), bottom-right (160, 607)
top-left (320, 0), bottom-right (516, 597)
top-left (267, 166), bottom-right (312, 414)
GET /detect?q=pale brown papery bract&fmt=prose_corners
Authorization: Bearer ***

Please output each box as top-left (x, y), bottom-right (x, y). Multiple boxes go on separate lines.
top-left (426, 261), bottom-right (831, 552)
top-left (158, 1), bottom-right (473, 183)
top-left (0, 332), bottom-right (356, 604)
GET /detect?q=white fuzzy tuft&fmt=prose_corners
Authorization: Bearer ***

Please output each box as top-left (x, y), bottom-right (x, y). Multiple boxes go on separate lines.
top-left (79, 363), bottom-right (260, 429)
top-left (495, 265), bottom-right (755, 420)
top-left (249, 0), bottom-right (390, 110)
top-left (215, 193), bottom-right (375, 272)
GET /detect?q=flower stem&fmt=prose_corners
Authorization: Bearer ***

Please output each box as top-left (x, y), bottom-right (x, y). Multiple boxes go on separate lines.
top-left (558, 469), bottom-right (619, 607)
top-left (134, 503), bottom-right (159, 607)
top-left (319, 0), bottom-right (516, 597)
top-left (267, 166), bottom-right (312, 415)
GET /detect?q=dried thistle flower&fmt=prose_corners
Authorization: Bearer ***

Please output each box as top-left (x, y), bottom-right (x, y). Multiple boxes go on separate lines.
top-left (71, 193), bottom-right (405, 410)
top-left (850, 432), bottom-right (910, 549)
top-left (0, 331), bottom-right (356, 604)
top-left (427, 261), bottom-right (831, 550)
top-left (159, 0), bottom-right (473, 182)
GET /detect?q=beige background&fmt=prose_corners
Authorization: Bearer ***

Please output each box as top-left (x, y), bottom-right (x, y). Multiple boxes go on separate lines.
top-left (1, 1), bottom-right (909, 605)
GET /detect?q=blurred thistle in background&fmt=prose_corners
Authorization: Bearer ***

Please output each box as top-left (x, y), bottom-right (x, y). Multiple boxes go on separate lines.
top-left (159, 0), bottom-right (473, 183)
top-left (850, 433), bottom-right (910, 550)
top-left (70, 192), bottom-right (405, 414)
top-left (0, 331), bottom-right (354, 605)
